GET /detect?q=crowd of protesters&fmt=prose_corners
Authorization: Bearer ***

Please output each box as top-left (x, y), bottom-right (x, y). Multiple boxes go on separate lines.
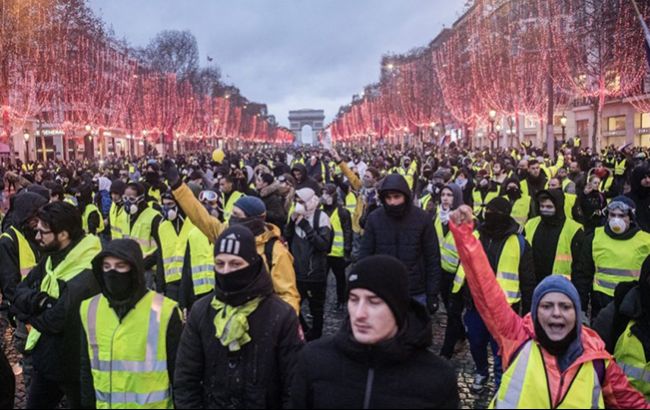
top-left (0, 137), bottom-right (649, 409)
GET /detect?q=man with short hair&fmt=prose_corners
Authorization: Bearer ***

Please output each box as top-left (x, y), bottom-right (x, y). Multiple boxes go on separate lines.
top-left (291, 255), bottom-right (459, 409)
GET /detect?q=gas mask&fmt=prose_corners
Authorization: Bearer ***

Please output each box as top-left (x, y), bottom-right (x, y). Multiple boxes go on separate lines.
top-left (163, 205), bottom-right (178, 221)
top-left (123, 195), bottom-right (144, 215)
top-left (608, 217), bottom-right (628, 234)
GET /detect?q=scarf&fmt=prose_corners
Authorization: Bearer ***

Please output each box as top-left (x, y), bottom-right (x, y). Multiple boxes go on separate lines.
top-left (26, 235), bottom-right (101, 351)
top-left (438, 206), bottom-right (451, 225)
top-left (210, 296), bottom-right (262, 352)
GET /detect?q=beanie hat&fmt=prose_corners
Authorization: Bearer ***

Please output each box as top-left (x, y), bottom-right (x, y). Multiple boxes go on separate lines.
top-left (214, 225), bottom-right (259, 264)
top-left (486, 196), bottom-right (513, 216)
top-left (296, 187), bottom-right (316, 203)
top-left (348, 256), bottom-right (410, 327)
top-left (234, 196), bottom-right (266, 218)
top-left (531, 275), bottom-right (582, 335)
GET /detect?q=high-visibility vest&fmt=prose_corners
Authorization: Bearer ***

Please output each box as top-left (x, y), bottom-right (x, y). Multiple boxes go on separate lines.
top-left (186, 227), bottom-right (215, 296)
top-left (223, 191), bottom-right (245, 223)
top-left (520, 179), bottom-right (549, 198)
top-left (109, 203), bottom-right (129, 240)
top-left (157, 220), bottom-right (179, 284)
top-left (453, 233), bottom-right (522, 305)
top-left (592, 227), bottom-right (650, 297)
top-left (420, 193), bottom-right (433, 211)
top-left (286, 202), bottom-right (295, 225)
top-left (525, 217), bottom-right (583, 280)
top-left (164, 219), bottom-right (195, 284)
top-left (147, 187), bottom-right (162, 208)
top-left (0, 227), bottom-right (37, 279)
top-left (561, 178), bottom-right (572, 191)
top-left (434, 217), bottom-right (459, 273)
top-left (125, 208), bottom-right (160, 258)
top-left (491, 339), bottom-right (604, 408)
top-left (510, 196), bottom-right (531, 229)
top-left (345, 192), bottom-right (357, 215)
top-left (328, 208), bottom-right (345, 258)
top-left (472, 189), bottom-right (499, 219)
top-left (82, 204), bottom-right (105, 234)
top-left (80, 291), bottom-right (177, 409)
top-left (564, 193), bottom-right (577, 221)
top-left (614, 159), bottom-right (627, 176)
top-left (614, 321), bottom-right (650, 400)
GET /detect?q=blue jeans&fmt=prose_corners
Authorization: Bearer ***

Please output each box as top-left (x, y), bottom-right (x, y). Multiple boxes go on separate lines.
top-left (464, 307), bottom-right (503, 388)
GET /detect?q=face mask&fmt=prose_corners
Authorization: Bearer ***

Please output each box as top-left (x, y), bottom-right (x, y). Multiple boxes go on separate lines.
top-left (362, 178), bottom-right (375, 189)
top-left (164, 206), bottom-right (178, 221)
top-left (506, 188), bottom-right (520, 200)
top-left (608, 217), bottom-right (628, 234)
top-left (103, 269), bottom-right (134, 301)
top-left (124, 198), bottom-right (142, 215)
top-left (321, 194), bottom-right (334, 206)
top-left (145, 171), bottom-right (158, 183)
top-left (229, 215), bottom-right (266, 236)
top-left (455, 178), bottom-right (468, 189)
top-left (215, 260), bottom-right (260, 293)
top-left (294, 203), bottom-right (306, 216)
top-left (540, 208), bottom-right (556, 217)
top-left (479, 179), bottom-right (489, 188)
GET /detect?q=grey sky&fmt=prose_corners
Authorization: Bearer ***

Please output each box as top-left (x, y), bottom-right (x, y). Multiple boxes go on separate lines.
top-left (88, 0), bottom-right (466, 127)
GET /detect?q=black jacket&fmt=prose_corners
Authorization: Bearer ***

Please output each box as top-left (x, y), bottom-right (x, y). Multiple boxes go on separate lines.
top-left (285, 209), bottom-right (333, 282)
top-left (290, 301), bottom-right (459, 409)
top-left (173, 263), bottom-right (303, 409)
top-left (627, 165), bottom-right (650, 233)
top-left (258, 184), bottom-right (289, 231)
top-left (359, 175), bottom-right (442, 299)
top-left (291, 163), bottom-right (321, 195)
top-left (12, 237), bottom-right (101, 407)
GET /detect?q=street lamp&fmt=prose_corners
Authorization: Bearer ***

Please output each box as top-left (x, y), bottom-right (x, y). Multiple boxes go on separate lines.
top-left (488, 110), bottom-right (497, 150)
top-left (560, 115), bottom-right (567, 144)
top-left (23, 130), bottom-right (30, 162)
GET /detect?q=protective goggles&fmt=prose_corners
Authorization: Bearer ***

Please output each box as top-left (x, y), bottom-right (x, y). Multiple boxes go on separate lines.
top-left (199, 190), bottom-right (220, 203)
top-left (607, 201), bottom-right (633, 214)
top-left (122, 194), bottom-right (144, 204)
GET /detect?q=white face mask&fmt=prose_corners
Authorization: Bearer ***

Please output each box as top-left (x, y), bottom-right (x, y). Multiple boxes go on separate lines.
top-left (294, 203), bottom-right (306, 216)
top-left (608, 217), bottom-right (627, 234)
top-left (165, 208), bottom-right (178, 221)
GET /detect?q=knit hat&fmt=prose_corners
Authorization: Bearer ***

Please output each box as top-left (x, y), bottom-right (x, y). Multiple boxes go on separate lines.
top-left (486, 196), bottom-right (513, 216)
top-left (234, 196), bottom-right (266, 218)
top-left (348, 255), bottom-right (410, 327)
top-left (531, 275), bottom-right (582, 334)
top-left (214, 225), bottom-right (259, 264)
top-left (296, 187), bottom-right (316, 203)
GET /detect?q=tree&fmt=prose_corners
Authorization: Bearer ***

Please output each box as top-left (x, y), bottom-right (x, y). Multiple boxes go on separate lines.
top-left (144, 30), bottom-right (200, 81)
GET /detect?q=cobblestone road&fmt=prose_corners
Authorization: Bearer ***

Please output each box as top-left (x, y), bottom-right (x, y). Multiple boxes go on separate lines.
top-left (4, 275), bottom-right (497, 409)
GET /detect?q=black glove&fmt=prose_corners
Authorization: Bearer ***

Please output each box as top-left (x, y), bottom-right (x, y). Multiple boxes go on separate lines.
top-left (297, 218), bottom-right (311, 232)
top-left (162, 159), bottom-right (182, 190)
top-left (31, 291), bottom-right (50, 314)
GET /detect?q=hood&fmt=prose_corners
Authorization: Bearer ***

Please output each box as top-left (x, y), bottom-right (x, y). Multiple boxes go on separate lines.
top-left (98, 177), bottom-right (112, 193)
top-left (12, 192), bottom-right (48, 226)
top-left (335, 300), bottom-right (433, 366)
top-left (630, 165), bottom-right (650, 200)
top-left (535, 189), bottom-right (566, 222)
top-left (92, 239), bottom-right (146, 291)
top-left (379, 174), bottom-right (412, 203)
top-left (443, 183), bottom-right (464, 210)
top-left (24, 184), bottom-right (51, 202)
top-left (291, 163), bottom-right (308, 180)
top-left (255, 223), bottom-right (282, 246)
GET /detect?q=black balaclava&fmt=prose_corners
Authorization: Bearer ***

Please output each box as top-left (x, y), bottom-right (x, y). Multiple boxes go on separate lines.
top-left (214, 226), bottom-right (262, 293)
top-left (480, 197), bottom-right (514, 239)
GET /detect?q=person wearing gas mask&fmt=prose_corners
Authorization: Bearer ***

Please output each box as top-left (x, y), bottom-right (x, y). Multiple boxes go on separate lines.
top-left (286, 187), bottom-right (333, 340)
top-left (78, 239), bottom-right (183, 409)
top-left (626, 164), bottom-right (650, 232)
top-left (12, 202), bottom-right (101, 408)
top-left (359, 174), bottom-right (442, 316)
top-left (173, 226), bottom-right (303, 409)
top-left (524, 190), bottom-right (584, 285)
top-left (502, 177), bottom-right (532, 230)
top-left (75, 183), bottom-right (104, 236)
top-left (451, 197), bottom-right (535, 393)
top-left (448, 205), bottom-right (650, 409)
top-left (160, 192), bottom-right (194, 302)
top-left (121, 183), bottom-right (166, 292)
top-left (576, 197), bottom-right (650, 320)
top-left (472, 169), bottom-right (499, 222)
top-left (321, 183), bottom-right (353, 310)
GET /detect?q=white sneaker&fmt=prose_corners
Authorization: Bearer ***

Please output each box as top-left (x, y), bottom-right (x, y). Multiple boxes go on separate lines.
top-left (471, 373), bottom-right (489, 393)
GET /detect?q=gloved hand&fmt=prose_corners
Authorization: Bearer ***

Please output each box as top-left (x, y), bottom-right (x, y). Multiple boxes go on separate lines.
top-left (427, 297), bottom-right (439, 315)
top-left (31, 291), bottom-right (50, 314)
top-left (162, 159), bottom-right (182, 190)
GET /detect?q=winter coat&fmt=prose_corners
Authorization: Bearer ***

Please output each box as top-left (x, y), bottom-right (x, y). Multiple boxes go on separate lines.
top-left (172, 183), bottom-right (301, 312)
top-left (626, 165), bottom-right (650, 233)
top-left (290, 301), bottom-right (459, 409)
top-left (259, 183), bottom-right (289, 231)
top-left (285, 210), bottom-right (333, 283)
top-left (173, 263), bottom-right (303, 409)
top-left (359, 175), bottom-right (442, 299)
top-left (291, 163), bottom-right (321, 194)
top-left (449, 220), bottom-right (649, 409)
top-left (12, 237), bottom-right (101, 407)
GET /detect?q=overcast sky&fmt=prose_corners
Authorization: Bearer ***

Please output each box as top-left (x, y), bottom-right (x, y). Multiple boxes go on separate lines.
top-left (88, 0), bottom-right (466, 127)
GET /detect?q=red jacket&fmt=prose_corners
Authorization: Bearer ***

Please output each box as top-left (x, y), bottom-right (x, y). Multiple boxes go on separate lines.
top-left (449, 220), bottom-right (649, 409)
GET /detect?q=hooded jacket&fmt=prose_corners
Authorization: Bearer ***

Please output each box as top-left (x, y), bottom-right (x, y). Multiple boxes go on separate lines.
top-left (626, 165), bottom-right (650, 232)
top-left (79, 239), bottom-right (183, 408)
top-left (291, 163), bottom-right (321, 194)
top-left (173, 261), bottom-right (303, 409)
top-left (258, 182), bottom-right (289, 229)
top-left (527, 189), bottom-right (584, 284)
top-left (449, 220), bottom-right (649, 409)
top-left (359, 174), bottom-right (442, 299)
top-left (291, 301), bottom-right (459, 409)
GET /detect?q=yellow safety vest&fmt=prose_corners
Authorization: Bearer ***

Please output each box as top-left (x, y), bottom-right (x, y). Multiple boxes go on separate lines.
top-left (564, 193), bottom-right (577, 221)
top-left (345, 192), bottom-right (357, 215)
top-left (80, 291), bottom-right (177, 409)
top-left (125, 208), bottom-right (160, 258)
top-left (614, 159), bottom-right (627, 176)
top-left (328, 208), bottom-right (345, 258)
top-left (420, 194), bottom-right (433, 211)
top-left (164, 219), bottom-right (195, 284)
top-left (0, 227), bottom-right (37, 279)
top-left (453, 233), bottom-right (522, 305)
top-left (472, 189), bottom-right (499, 219)
top-left (614, 321), bottom-right (650, 400)
top-left (147, 187), bottom-right (162, 209)
top-left (186, 227), bottom-right (215, 297)
top-left (525, 217), bottom-right (582, 280)
top-left (510, 196), bottom-right (531, 229)
top-left (157, 220), bottom-right (178, 285)
top-left (82, 204), bottom-right (105, 234)
top-left (592, 228), bottom-right (650, 297)
top-left (109, 203), bottom-right (129, 240)
top-left (223, 191), bottom-right (245, 223)
top-left (520, 179), bottom-right (549, 198)
top-left (434, 217), bottom-right (459, 273)
top-left (491, 339), bottom-right (604, 408)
